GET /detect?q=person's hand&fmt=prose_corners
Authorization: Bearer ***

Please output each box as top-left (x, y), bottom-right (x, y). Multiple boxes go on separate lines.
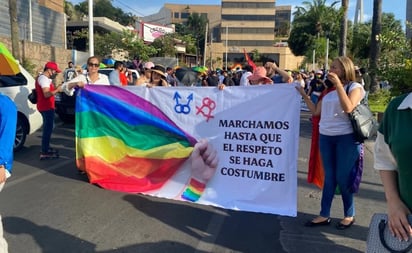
top-left (55, 85), bottom-right (62, 93)
top-left (190, 139), bottom-right (218, 183)
top-left (387, 201), bottom-right (412, 241)
top-left (0, 165), bottom-right (6, 184)
top-left (77, 81), bottom-right (86, 88)
top-left (295, 84), bottom-right (306, 97)
top-left (271, 62), bottom-right (279, 71)
top-left (218, 84), bottom-right (225, 90)
top-left (326, 72), bottom-right (342, 87)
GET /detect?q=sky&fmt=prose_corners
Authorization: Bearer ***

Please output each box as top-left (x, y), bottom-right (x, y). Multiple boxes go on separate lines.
top-left (69, 0), bottom-right (407, 26)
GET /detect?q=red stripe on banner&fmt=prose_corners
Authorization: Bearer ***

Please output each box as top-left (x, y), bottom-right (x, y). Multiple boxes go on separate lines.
top-left (76, 157), bottom-right (187, 192)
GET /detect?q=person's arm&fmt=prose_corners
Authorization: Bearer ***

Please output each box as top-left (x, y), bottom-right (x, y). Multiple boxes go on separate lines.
top-left (374, 132), bottom-right (412, 240)
top-left (37, 76), bottom-right (62, 98)
top-left (61, 75), bottom-right (86, 96)
top-left (328, 72), bottom-right (362, 113)
top-left (273, 63), bottom-right (293, 83)
top-left (379, 170), bottom-right (412, 241)
top-left (295, 85), bottom-right (321, 115)
top-left (0, 165), bottom-right (6, 184)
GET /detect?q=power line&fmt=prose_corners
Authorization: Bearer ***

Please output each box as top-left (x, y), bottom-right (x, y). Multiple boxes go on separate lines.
top-left (113, 0), bottom-right (145, 17)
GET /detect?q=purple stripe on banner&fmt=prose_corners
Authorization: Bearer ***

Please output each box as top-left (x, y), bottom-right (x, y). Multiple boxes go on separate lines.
top-left (83, 85), bottom-right (197, 145)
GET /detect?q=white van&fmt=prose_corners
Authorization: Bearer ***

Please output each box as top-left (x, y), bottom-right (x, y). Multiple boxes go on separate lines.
top-left (0, 64), bottom-right (43, 151)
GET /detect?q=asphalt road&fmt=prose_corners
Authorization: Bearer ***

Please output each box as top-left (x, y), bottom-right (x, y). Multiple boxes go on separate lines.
top-left (0, 111), bottom-right (386, 253)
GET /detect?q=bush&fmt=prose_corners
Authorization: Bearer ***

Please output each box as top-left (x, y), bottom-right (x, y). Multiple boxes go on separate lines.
top-left (380, 59), bottom-right (412, 97)
top-left (368, 89), bottom-right (392, 113)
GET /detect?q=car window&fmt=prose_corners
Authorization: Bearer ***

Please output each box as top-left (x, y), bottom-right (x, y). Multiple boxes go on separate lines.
top-left (98, 69), bottom-right (112, 77)
top-left (0, 73), bottom-right (28, 87)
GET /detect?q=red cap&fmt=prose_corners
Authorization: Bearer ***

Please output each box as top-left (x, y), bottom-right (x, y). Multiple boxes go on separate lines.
top-left (45, 62), bottom-right (62, 73)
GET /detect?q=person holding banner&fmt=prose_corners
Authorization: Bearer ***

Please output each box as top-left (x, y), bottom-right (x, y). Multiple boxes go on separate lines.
top-left (296, 56), bottom-right (365, 230)
top-left (61, 56), bottom-right (110, 96)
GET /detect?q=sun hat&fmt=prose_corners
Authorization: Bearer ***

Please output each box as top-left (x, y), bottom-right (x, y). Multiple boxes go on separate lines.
top-left (44, 62), bottom-right (62, 73)
top-left (149, 64), bottom-right (166, 78)
top-left (247, 66), bottom-right (272, 84)
top-left (144, 61), bottom-right (154, 69)
top-left (316, 70), bottom-right (323, 75)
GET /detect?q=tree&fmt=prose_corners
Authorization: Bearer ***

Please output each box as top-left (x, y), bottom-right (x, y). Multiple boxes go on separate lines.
top-left (94, 30), bottom-right (157, 61)
top-left (8, 0), bottom-right (20, 61)
top-left (186, 13), bottom-right (208, 65)
top-left (369, 0), bottom-right (382, 93)
top-left (288, 0), bottom-right (341, 64)
top-left (69, 0), bottom-right (136, 25)
top-left (339, 0), bottom-right (349, 56)
top-left (151, 33), bottom-right (178, 57)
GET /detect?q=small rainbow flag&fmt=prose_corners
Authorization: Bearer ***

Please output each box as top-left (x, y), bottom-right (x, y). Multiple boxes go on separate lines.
top-left (75, 85), bottom-right (196, 193)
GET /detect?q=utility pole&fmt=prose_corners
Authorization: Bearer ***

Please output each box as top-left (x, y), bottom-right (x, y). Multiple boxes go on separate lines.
top-left (88, 0), bottom-right (94, 56)
top-left (8, 0), bottom-right (21, 61)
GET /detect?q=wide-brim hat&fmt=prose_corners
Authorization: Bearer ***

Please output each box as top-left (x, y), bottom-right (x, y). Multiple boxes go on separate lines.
top-left (149, 64), bottom-right (166, 78)
top-left (247, 66), bottom-right (272, 84)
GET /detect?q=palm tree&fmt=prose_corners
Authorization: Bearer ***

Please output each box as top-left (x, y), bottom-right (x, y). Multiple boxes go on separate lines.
top-left (369, 0), bottom-right (382, 92)
top-left (8, 0), bottom-right (20, 61)
top-left (186, 13), bottom-right (208, 65)
top-left (339, 0), bottom-right (349, 56)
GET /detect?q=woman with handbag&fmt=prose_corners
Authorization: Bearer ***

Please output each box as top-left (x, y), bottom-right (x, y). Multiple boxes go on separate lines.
top-left (374, 92), bottom-right (412, 241)
top-left (296, 56), bottom-right (365, 230)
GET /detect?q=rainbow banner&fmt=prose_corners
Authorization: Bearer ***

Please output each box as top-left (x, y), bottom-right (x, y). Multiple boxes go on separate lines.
top-left (75, 85), bottom-right (196, 193)
top-left (76, 85), bottom-right (301, 216)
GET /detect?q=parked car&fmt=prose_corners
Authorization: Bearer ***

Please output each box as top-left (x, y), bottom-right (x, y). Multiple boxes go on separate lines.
top-left (55, 68), bottom-right (139, 123)
top-left (0, 64), bottom-right (43, 151)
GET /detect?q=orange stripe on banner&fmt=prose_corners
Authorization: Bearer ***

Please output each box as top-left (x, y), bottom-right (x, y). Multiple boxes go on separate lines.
top-left (76, 157), bottom-right (186, 192)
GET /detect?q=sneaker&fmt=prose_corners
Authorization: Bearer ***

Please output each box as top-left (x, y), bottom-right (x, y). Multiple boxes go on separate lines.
top-left (47, 148), bottom-right (59, 155)
top-left (40, 152), bottom-right (59, 160)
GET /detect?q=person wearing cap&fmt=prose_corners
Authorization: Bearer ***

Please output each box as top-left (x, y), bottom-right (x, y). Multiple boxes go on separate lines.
top-left (135, 62), bottom-right (154, 85)
top-left (36, 61), bottom-right (63, 160)
top-left (147, 64), bottom-right (168, 87)
top-left (61, 56), bottom-right (110, 96)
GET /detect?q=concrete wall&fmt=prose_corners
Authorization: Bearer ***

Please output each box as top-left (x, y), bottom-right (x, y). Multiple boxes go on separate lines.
top-left (0, 0), bottom-right (65, 48)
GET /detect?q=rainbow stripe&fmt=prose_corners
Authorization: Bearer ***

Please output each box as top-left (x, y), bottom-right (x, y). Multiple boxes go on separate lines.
top-left (181, 178), bottom-right (206, 202)
top-left (75, 85), bottom-right (196, 193)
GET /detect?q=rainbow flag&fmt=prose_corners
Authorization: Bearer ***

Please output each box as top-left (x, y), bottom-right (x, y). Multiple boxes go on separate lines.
top-left (75, 85), bottom-right (196, 193)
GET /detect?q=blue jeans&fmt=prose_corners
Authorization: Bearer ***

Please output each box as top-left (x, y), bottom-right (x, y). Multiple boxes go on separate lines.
top-left (319, 133), bottom-right (360, 218)
top-left (310, 94), bottom-right (319, 105)
top-left (40, 110), bottom-right (55, 153)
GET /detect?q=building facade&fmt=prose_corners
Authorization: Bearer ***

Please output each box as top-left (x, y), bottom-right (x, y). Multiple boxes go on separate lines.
top-left (144, 1), bottom-right (302, 70)
top-left (0, 0), bottom-right (66, 48)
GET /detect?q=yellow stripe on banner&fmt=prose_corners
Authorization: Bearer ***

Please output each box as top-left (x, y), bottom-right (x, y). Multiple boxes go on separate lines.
top-left (76, 136), bottom-right (194, 162)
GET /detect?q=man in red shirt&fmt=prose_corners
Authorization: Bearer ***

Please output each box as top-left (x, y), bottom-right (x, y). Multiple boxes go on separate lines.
top-left (36, 62), bottom-right (62, 160)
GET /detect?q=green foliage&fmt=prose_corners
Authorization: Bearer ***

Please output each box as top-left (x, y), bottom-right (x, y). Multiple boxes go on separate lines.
top-left (21, 58), bottom-right (37, 77)
top-left (381, 60), bottom-right (412, 96)
top-left (67, 0), bottom-right (136, 25)
top-left (368, 89), bottom-right (392, 112)
top-left (94, 30), bottom-right (157, 61)
top-left (288, 0), bottom-right (341, 61)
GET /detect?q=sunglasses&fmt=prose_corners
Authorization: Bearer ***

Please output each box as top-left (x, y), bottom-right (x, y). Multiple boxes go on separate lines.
top-left (88, 63), bottom-right (99, 68)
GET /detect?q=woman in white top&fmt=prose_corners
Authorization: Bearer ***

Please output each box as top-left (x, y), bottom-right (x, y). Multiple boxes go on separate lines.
top-left (61, 56), bottom-right (110, 96)
top-left (297, 56), bottom-right (365, 230)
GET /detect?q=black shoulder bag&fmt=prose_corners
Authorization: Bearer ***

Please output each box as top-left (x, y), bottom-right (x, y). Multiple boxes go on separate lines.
top-left (346, 82), bottom-right (378, 143)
